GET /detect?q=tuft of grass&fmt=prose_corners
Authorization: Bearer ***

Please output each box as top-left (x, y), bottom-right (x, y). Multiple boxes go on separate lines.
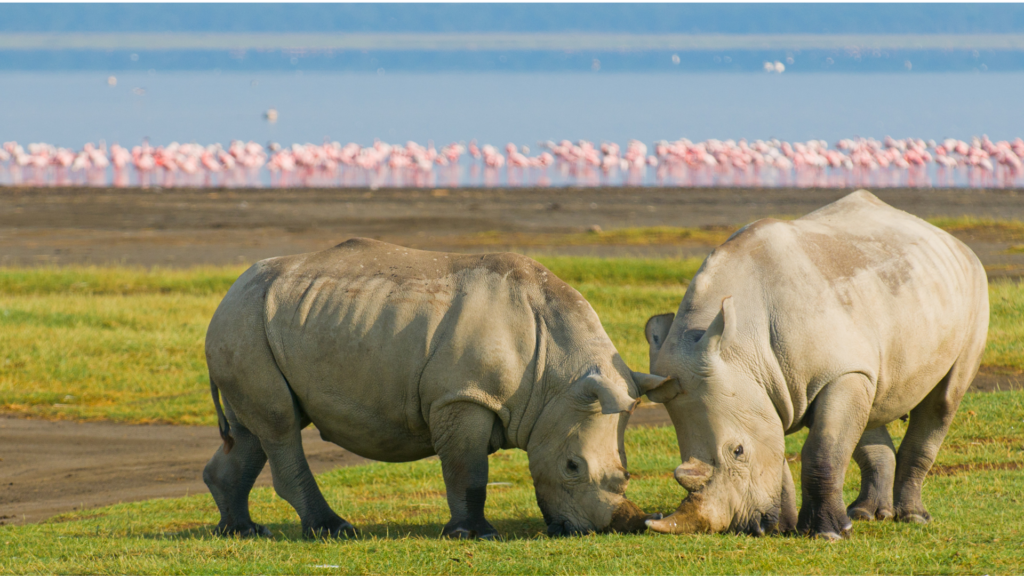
top-left (1, 391), bottom-right (1022, 574)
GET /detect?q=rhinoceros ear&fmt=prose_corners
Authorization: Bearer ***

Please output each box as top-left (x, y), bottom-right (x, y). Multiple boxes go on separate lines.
top-left (697, 296), bottom-right (737, 356)
top-left (580, 374), bottom-right (638, 415)
top-left (631, 371), bottom-right (681, 404)
top-left (644, 313), bottom-right (674, 373)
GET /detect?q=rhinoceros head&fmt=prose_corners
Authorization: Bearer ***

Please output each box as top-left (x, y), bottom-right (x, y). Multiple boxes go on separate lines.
top-left (527, 359), bottom-right (667, 536)
top-left (640, 297), bottom-right (797, 536)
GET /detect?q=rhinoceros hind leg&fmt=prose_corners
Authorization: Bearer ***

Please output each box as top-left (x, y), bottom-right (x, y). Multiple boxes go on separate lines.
top-left (225, 369), bottom-right (356, 537)
top-left (203, 402), bottom-right (271, 538)
top-left (431, 402), bottom-right (500, 540)
top-left (848, 426), bottom-right (896, 521)
top-left (893, 352), bottom-right (976, 524)
top-left (797, 373), bottom-right (872, 539)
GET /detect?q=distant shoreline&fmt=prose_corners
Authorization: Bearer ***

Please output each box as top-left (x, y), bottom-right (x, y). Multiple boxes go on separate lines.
top-left (3, 32), bottom-right (1024, 52)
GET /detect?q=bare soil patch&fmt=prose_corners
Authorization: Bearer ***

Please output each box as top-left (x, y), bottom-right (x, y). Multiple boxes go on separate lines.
top-left (2, 186), bottom-right (1024, 276)
top-left (0, 416), bottom-right (369, 526)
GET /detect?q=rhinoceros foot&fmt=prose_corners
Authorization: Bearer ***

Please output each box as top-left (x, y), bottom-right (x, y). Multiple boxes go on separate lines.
top-left (442, 519), bottom-right (498, 540)
top-left (847, 501), bottom-right (894, 522)
top-left (895, 508), bottom-right (931, 524)
top-left (797, 506), bottom-right (853, 540)
top-left (303, 516), bottom-right (359, 539)
top-left (217, 521), bottom-right (272, 538)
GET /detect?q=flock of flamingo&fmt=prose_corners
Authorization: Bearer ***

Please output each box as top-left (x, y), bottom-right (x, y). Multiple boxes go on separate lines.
top-left (1, 135), bottom-right (1022, 189)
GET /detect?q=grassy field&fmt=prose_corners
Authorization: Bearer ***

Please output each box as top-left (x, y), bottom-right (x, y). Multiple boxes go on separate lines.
top-left (0, 256), bottom-right (1021, 424)
top-left (2, 392), bottom-right (1022, 574)
top-left (1, 257), bottom-right (1023, 574)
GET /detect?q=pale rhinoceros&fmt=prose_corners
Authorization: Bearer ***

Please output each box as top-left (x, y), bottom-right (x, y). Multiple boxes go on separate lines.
top-left (640, 190), bottom-right (989, 539)
top-left (203, 239), bottom-right (667, 540)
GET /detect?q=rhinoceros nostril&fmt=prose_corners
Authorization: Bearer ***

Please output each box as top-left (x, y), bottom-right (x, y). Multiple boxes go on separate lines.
top-left (738, 513), bottom-right (767, 537)
top-left (750, 521), bottom-right (765, 537)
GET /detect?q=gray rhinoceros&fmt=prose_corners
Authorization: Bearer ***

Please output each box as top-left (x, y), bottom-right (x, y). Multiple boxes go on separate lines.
top-left (203, 238), bottom-right (667, 540)
top-left (640, 190), bottom-right (989, 539)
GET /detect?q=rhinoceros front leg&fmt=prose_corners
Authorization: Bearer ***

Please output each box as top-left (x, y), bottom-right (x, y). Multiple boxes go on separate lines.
top-left (430, 402), bottom-right (499, 540)
top-left (847, 425), bottom-right (896, 521)
top-left (797, 373), bottom-right (872, 540)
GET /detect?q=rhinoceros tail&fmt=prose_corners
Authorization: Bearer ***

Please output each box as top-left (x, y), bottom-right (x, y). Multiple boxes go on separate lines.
top-left (210, 377), bottom-right (235, 454)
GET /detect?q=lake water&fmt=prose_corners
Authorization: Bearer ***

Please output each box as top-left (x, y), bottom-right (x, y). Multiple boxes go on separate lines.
top-left (2, 71), bottom-right (1022, 148)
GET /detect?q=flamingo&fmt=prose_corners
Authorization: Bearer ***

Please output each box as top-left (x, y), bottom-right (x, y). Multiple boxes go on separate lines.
top-left (1, 136), bottom-right (1023, 189)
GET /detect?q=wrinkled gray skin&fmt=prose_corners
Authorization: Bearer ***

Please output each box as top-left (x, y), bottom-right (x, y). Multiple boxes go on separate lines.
top-left (203, 238), bottom-right (666, 540)
top-left (641, 190), bottom-right (989, 539)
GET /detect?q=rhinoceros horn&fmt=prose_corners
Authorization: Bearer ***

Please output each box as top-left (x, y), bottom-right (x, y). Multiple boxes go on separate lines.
top-left (645, 458), bottom-right (715, 534)
top-left (645, 493), bottom-right (712, 534)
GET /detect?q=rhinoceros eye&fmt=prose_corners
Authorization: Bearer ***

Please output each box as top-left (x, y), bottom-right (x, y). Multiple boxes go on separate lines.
top-left (733, 445), bottom-right (744, 458)
top-left (566, 459), bottom-right (579, 472)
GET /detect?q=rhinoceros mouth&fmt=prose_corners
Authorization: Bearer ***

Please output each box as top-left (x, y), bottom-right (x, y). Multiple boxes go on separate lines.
top-left (732, 506), bottom-right (782, 537)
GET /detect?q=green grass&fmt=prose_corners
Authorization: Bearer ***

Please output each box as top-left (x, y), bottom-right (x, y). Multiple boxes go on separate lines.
top-left (2, 391), bottom-right (1022, 574)
top-left (0, 293), bottom-right (219, 424)
top-left (0, 265), bottom-right (248, 296)
top-left (537, 256), bottom-right (703, 287)
top-left (1, 261), bottom-right (1022, 425)
top-left (986, 281), bottom-right (1024, 371)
